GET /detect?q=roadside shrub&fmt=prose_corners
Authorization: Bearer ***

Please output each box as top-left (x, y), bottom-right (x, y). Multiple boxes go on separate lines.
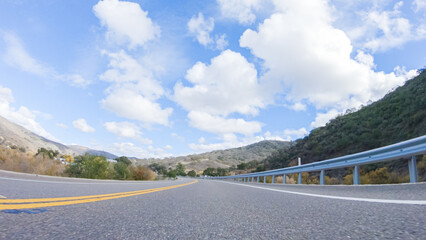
top-left (130, 166), bottom-right (156, 180)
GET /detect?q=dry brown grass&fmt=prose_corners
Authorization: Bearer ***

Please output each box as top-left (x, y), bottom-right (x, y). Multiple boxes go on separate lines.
top-left (129, 165), bottom-right (157, 180)
top-left (0, 148), bottom-right (65, 176)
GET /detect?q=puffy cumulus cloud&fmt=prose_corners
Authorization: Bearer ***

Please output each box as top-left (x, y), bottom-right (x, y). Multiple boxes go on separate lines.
top-left (413, 0), bottom-right (426, 12)
top-left (174, 50), bottom-right (266, 116)
top-left (188, 13), bottom-right (214, 46)
top-left (310, 109), bottom-right (341, 129)
top-left (100, 50), bottom-right (172, 126)
top-left (101, 88), bottom-right (172, 126)
top-left (187, 111), bottom-right (262, 136)
top-left (104, 121), bottom-right (140, 138)
top-left (104, 121), bottom-right (152, 144)
top-left (93, 0), bottom-right (159, 48)
top-left (189, 134), bottom-right (267, 152)
top-left (187, 13), bottom-right (229, 50)
top-left (217, 0), bottom-right (261, 25)
top-left (360, 2), bottom-right (426, 52)
top-left (72, 118), bottom-right (95, 133)
top-left (263, 131), bottom-right (285, 141)
top-left (100, 50), bottom-right (164, 100)
top-left (0, 85), bottom-right (58, 141)
top-left (240, 0), bottom-right (418, 112)
top-left (2, 33), bottom-right (89, 87)
top-left (56, 123), bottom-right (68, 129)
top-left (287, 102), bottom-right (306, 112)
top-left (283, 127), bottom-right (308, 140)
top-left (104, 142), bottom-right (172, 159)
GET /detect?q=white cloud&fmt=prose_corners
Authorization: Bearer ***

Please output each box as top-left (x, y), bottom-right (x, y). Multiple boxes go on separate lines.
top-left (100, 50), bottom-right (172, 126)
top-left (240, 0), bottom-right (418, 113)
top-left (288, 102), bottom-right (306, 112)
top-left (174, 50), bottom-right (266, 116)
top-left (164, 145), bottom-right (173, 150)
top-left (100, 50), bottom-right (164, 100)
top-left (310, 109), bottom-right (341, 129)
top-left (188, 134), bottom-right (266, 152)
top-left (104, 121), bottom-right (152, 144)
top-left (198, 137), bottom-right (206, 144)
top-left (104, 121), bottom-right (140, 138)
top-left (108, 142), bottom-right (171, 159)
top-left (187, 13), bottom-right (229, 50)
top-left (101, 87), bottom-right (172, 126)
top-left (187, 111), bottom-right (262, 136)
top-left (413, 0), bottom-right (426, 12)
top-left (361, 2), bottom-right (425, 52)
top-left (171, 132), bottom-right (185, 142)
top-left (283, 127), bottom-right (308, 140)
top-left (0, 85), bottom-right (58, 141)
top-left (217, 0), bottom-right (261, 25)
top-left (73, 118), bottom-right (95, 133)
top-left (56, 123), bottom-right (68, 129)
top-left (93, 0), bottom-right (159, 48)
top-left (2, 32), bottom-right (48, 75)
top-left (2, 33), bottom-right (90, 88)
top-left (215, 34), bottom-right (228, 50)
top-left (188, 13), bottom-right (214, 46)
top-left (264, 131), bottom-right (285, 141)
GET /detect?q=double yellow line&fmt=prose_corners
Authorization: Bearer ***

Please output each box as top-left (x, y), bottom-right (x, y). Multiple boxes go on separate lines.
top-left (0, 179), bottom-right (197, 210)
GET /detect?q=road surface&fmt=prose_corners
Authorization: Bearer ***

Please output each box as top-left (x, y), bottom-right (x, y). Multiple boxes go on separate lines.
top-left (1, 170), bottom-right (425, 239)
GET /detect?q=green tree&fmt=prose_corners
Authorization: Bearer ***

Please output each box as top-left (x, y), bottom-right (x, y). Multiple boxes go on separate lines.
top-left (149, 163), bottom-right (167, 175)
top-left (115, 156), bottom-right (131, 166)
top-left (203, 167), bottom-right (217, 176)
top-left (237, 163), bottom-right (248, 170)
top-left (81, 155), bottom-right (109, 179)
top-left (187, 170), bottom-right (197, 177)
top-left (167, 169), bottom-right (177, 179)
top-left (114, 162), bottom-right (130, 179)
top-left (176, 162), bottom-right (186, 176)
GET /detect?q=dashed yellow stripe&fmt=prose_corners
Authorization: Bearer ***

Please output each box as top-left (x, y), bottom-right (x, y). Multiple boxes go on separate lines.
top-left (0, 180), bottom-right (197, 210)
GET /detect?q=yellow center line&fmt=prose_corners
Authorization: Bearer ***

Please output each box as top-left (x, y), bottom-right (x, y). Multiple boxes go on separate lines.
top-left (0, 180), bottom-right (197, 210)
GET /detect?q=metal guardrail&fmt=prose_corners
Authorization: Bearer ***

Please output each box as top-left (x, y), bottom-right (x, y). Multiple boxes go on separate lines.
top-left (211, 135), bottom-right (426, 185)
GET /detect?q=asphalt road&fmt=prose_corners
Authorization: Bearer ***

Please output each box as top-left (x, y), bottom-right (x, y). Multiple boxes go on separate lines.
top-left (1, 170), bottom-right (426, 239)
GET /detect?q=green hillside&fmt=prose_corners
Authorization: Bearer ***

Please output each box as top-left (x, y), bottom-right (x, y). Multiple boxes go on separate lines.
top-left (264, 70), bottom-right (426, 181)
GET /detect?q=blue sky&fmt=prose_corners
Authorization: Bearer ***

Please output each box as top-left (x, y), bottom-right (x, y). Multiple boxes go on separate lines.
top-left (0, 0), bottom-right (425, 158)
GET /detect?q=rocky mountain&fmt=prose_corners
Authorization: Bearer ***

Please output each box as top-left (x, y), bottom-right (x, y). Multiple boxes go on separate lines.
top-left (0, 115), bottom-right (116, 158)
top-left (134, 140), bottom-right (293, 172)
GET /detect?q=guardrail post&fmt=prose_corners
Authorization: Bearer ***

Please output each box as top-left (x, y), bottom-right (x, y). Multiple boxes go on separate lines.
top-left (283, 174), bottom-right (286, 184)
top-left (251, 177), bottom-right (254, 183)
top-left (408, 156), bottom-right (418, 183)
top-left (353, 165), bottom-right (360, 185)
top-left (298, 173), bottom-right (302, 184)
top-left (264, 176), bottom-right (267, 184)
top-left (257, 176), bottom-right (259, 183)
top-left (320, 170), bottom-right (325, 185)
top-left (272, 175), bottom-right (275, 184)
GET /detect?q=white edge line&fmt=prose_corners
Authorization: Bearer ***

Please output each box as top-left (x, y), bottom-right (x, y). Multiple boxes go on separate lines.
top-left (0, 195), bottom-right (6, 199)
top-left (214, 180), bottom-right (426, 205)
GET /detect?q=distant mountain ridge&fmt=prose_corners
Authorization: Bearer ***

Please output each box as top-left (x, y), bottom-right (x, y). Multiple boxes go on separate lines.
top-left (134, 140), bottom-right (293, 172)
top-left (0, 115), bottom-right (117, 158)
top-left (0, 114), bottom-right (287, 170)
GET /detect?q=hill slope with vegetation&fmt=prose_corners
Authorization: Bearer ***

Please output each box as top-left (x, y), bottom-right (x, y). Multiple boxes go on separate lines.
top-left (264, 70), bottom-right (426, 182)
top-left (135, 140), bottom-right (293, 172)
